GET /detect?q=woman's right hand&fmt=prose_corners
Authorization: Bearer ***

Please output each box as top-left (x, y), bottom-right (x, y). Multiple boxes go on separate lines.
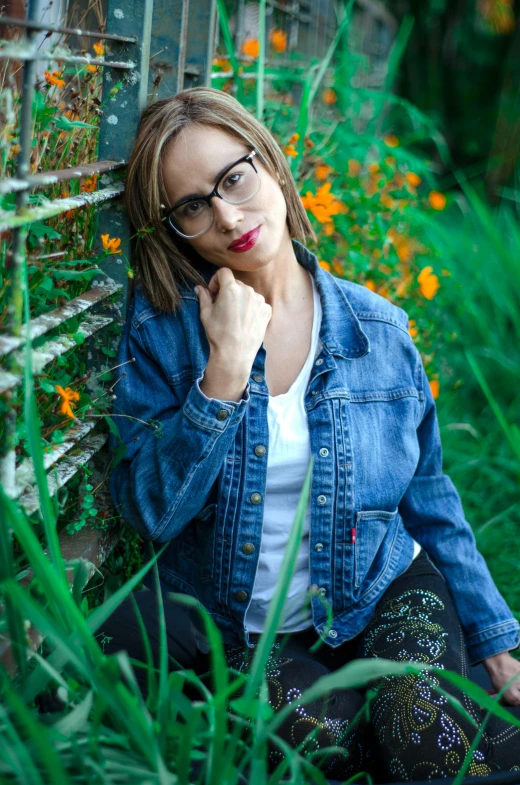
top-left (194, 267), bottom-right (272, 374)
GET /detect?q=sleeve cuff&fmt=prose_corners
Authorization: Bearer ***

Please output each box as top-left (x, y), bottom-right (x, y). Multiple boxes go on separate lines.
top-left (182, 374), bottom-right (250, 432)
top-left (465, 620), bottom-right (520, 666)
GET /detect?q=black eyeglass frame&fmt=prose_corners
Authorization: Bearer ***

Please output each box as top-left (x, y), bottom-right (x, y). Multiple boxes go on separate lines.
top-left (162, 149), bottom-right (260, 239)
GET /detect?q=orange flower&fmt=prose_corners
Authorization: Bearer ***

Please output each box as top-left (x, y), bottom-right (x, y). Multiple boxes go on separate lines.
top-left (315, 164), bottom-right (333, 181)
top-left (283, 143), bottom-right (298, 158)
top-left (318, 259), bottom-right (331, 272)
top-left (429, 191), bottom-right (446, 210)
top-left (300, 182), bottom-right (348, 225)
top-left (348, 159), bottom-right (361, 178)
top-left (365, 280), bottom-right (376, 291)
top-left (288, 133), bottom-right (299, 144)
top-left (64, 109), bottom-right (79, 120)
top-left (269, 28), bottom-right (287, 53)
top-left (101, 234), bottom-right (122, 254)
top-left (241, 38), bottom-right (260, 59)
top-left (383, 134), bottom-right (399, 148)
top-left (322, 223), bottom-right (335, 236)
top-left (429, 379), bottom-right (440, 400)
top-left (322, 88), bottom-right (337, 105)
top-left (10, 144), bottom-right (19, 156)
top-left (81, 174), bottom-right (97, 193)
top-left (93, 41), bottom-right (105, 56)
top-left (368, 162), bottom-right (379, 176)
top-left (55, 385), bottom-right (80, 419)
top-left (418, 266), bottom-right (440, 299)
top-left (406, 171), bottom-right (421, 187)
top-left (87, 65), bottom-right (98, 73)
top-left (408, 319), bottom-right (418, 339)
top-left (44, 70), bottom-right (66, 88)
top-left (212, 56), bottom-right (229, 68)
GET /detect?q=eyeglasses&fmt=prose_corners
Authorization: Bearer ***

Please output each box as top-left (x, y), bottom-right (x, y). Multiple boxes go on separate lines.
top-left (162, 149), bottom-right (261, 239)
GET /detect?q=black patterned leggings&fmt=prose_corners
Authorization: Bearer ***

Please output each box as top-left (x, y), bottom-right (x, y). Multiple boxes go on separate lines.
top-left (98, 549), bottom-right (520, 782)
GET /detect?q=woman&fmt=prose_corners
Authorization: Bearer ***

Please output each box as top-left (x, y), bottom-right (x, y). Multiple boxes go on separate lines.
top-left (104, 86), bottom-right (520, 781)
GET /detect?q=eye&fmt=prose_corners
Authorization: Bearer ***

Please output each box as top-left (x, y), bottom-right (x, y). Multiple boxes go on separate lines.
top-left (222, 171), bottom-right (244, 189)
top-left (181, 200), bottom-right (204, 216)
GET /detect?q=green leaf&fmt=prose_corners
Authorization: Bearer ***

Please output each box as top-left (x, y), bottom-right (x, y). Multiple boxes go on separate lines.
top-left (29, 222), bottom-right (61, 241)
top-left (54, 115), bottom-right (97, 131)
top-left (39, 380), bottom-right (57, 394)
top-left (49, 267), bottom-right (101, 281)
top-left (73, 332), bottom-right (85, 345)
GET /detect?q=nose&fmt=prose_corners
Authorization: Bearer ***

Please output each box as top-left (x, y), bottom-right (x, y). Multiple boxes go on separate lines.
top-left (212, 196), bottom-right (242, 233)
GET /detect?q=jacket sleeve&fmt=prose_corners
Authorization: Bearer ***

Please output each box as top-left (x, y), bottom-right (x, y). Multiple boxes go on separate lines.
top-left (108, 304), bottom-right (250, 544)
top-left (398, 341), bottom-right (520, 666)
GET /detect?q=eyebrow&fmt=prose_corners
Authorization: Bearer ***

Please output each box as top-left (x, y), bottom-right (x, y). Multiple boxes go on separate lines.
top-left (171, 155), bottom-right (246, 209)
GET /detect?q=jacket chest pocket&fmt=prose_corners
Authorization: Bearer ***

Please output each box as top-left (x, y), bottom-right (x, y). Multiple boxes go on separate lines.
top-left (353, 507), bottom-right (400, 596)
top-left (179, 502), bottom-right (218, 582)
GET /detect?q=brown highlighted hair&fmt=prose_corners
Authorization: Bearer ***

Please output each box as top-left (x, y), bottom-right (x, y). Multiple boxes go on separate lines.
top-left (124, 86), bottom-right (316, 314)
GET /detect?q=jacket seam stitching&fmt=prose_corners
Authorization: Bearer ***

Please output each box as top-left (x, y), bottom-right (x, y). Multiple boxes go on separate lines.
top-left (465, 621), bottom-right (520, 641)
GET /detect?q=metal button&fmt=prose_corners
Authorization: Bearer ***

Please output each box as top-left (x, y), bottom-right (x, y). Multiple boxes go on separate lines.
top-left (318, 587), bottom-right (326, 596)
top-left (317, 495), bottom-right (327, 504)
top-left (235, 590), bottom-right (248, 603)
top-left (252, 373), bottom-right (264, 383)
top-left (216, 409), bottom-right (229, 421)
top-left (254, 445), bottom-right (266, 457)
top-left (315, 358), bottom-right (323, 366)
top-left (242, 542), bottom-right (255, 555)
top-left (315, 542), bottom-right (324, 552)
top-left (250, 493), bottom-right (262, 505)
top-left (328, 629), bottom-right (338, 638)
top-left (319, 448), bottom-right (329, 457)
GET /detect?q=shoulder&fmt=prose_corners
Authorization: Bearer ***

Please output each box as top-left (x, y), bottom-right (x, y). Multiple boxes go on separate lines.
top-left (128, 284), bottom-right (191, 333)
top-left (332, 275), bottom-right (410, 335)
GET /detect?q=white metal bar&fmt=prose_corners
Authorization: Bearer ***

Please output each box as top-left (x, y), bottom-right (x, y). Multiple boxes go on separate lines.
top-left (0, 279), bottom-right (122, 358)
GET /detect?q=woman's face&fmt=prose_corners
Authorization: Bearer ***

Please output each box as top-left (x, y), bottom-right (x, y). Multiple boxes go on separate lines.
top-left (161, 124), bottom-right (289, 270)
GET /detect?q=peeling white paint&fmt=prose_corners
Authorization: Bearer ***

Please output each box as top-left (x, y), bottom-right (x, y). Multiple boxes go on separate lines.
top-left (114, 8), bottom-right (124, 18)
top-left (107, 115), bottom-right (118, 125)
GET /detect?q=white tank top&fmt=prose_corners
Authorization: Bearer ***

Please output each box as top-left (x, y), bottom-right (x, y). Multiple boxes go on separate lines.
top-left (244, 272), bottom-right (421, 634)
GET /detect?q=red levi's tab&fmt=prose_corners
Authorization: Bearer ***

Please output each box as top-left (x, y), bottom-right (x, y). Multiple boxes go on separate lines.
top-left (351, 527), bottom-right (357, 544)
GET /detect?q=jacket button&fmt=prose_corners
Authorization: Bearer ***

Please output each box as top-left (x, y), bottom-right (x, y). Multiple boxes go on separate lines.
top-left (254, 445), bottom-right (266, 457)
top-left (315, 543), bottom-right (324, 552)
top-left (252, 373), bottom-right (264, 383)
top-left (250, 493), bottom-right (262, 505)
top-left (318, 587), bottom-right (326, 596)
top-left (328, 629), bottom-right (337, 638)
top-left (317, 495), bottom-right (327, 504)
top-left (216, 409), bottom-right (229, 420)
top-left (311, 390), bottom-right (318, 396)
top-left (235, 590), bottom-right (248, 602)
top-left (319, 448), bottom-right (329, 457)
top-left (242, 542), bottom-right (255, 555)
top-left (315, 358), bottom-right (323, 366)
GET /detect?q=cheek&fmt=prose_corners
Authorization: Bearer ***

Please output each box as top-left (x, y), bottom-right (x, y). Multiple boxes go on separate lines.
top-left (259, 184), bottom-right (287, 226)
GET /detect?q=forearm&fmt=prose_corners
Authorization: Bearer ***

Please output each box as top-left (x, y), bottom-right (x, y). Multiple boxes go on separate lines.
top-left (111, 373), bottom-right (250, 542)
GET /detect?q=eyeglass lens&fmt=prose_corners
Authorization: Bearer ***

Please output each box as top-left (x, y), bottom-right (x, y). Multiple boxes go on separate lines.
top-left (168, 159), bottom-right (260, 237)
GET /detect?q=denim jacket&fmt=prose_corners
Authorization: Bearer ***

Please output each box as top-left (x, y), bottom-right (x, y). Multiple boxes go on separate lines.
top-left (109, 239), bottom-right (520, 665)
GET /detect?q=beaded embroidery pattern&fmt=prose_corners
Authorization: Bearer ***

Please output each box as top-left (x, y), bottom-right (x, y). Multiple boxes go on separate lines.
top-left (361, 587), bottom-right (519, 778)
top-left (224, 638), bottom-right (372, 777)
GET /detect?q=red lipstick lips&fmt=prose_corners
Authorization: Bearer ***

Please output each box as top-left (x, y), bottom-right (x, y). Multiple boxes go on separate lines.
top-left (228, 225), bottom-right (261, 252)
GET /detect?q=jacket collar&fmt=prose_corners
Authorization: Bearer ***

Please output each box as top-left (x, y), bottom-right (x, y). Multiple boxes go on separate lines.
top-left (291, 239), bottom-right (370, 360)
top-left (183, 238), bottom-right (370, 361)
